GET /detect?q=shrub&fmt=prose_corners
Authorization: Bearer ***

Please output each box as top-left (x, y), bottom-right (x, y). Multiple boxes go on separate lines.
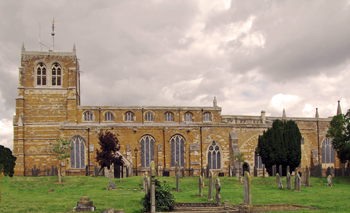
top-left (142, 179), bottom-right (175, 212)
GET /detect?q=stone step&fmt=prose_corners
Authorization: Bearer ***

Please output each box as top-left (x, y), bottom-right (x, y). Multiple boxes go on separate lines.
top-left (171, 206), bottom-right (239, 213)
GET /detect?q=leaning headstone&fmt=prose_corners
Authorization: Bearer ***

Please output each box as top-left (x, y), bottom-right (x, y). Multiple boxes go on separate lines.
top-left (286, 173), bottom-right (292, 190)
top-left (262, 164), bottom-right (265, 178)
top-left (215, 178), bottom-right (221, 205)
top-left (150, 161), bottom-right (156, 213)
top-left (279, 165), bottom-right (282, 176)
top-left (73, 196), bottom-right (96, 212)
top-left (244, 171), bottom-right (251, 204)
top-left (208, 171), bottom-right (214, 201)
top-left (176, 172), bottom-right (180, 192)
top-left (327, 175), bottom-right (333, 187)
top-left (294, 174), bottom-right (301, 192)
top-left (276, 173), bottom-right (283, 189)
top-left (254, 166), bottom-right (257, 177)
top-left (199, 175), bottom-right (203, 197)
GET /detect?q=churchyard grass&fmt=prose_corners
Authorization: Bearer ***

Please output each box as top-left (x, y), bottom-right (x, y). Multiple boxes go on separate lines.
top-left (1, 175), bottom-right (350, 212)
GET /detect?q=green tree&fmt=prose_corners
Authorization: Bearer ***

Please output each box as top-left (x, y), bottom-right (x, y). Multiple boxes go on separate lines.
top-left (50, 138), bottom-right (72, 183)
top-left (142, 179), bottom-right (175, 212)
top-left (96, 131), bottom-right (122, 185)
top-left (326, 110), bottom-right (350, 163)
top-left (0, 145), bottom-right (17, 202)
top-left (256, 119), bottom-right (302, 175)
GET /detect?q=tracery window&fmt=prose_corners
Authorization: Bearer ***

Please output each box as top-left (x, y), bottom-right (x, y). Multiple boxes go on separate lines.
top-left (105, 112), bottom-right (113, 121)
top-left (70, 136), bottom-right (85, 169)
top-left (207, 141), bottom-right (221, 169)
top-left (125, 111), bottom-right (134, 121)
top-left (51, 62), bottom-right (62, 86)
top-left (84, 111), bottom-right (93, 121)
top-left (171, 135), bottom-right (185, 167)
top-left (140, 135), bottom-right (155, 168)
top-left (254, 152), bottom-right (263, 169)
top-left (184, 112), bottom-right (192, 122)
top-left (145, 112), bottom-right (153, 122)
top-left (36, 62), bottom-right (47, 86)
top-left (322, 138), bottom-right (335, 164)
top-left (165, 112), bottom-right (174, 122)
top-left (203, 112), bottom-right (212, 121)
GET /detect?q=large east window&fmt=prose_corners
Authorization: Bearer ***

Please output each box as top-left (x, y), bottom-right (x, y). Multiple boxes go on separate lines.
top-left (51, 62), bottom-right (62, 86)
top-left (141, 135), bottom-right (155, 168)
top-left (70, 136), bottom-right (85, 169)
top-left (36, 62), bottom-right (47, 86)
top-left (207, 141), bottom-right (221, 169)
top-left (171, 135), bottom-right (185, 167)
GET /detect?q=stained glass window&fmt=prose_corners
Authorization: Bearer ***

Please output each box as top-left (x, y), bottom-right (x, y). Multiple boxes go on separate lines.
top-left (141, 135), bottom-right (155, 168)
top-left (171, 135), bottom-right (185, 167)
top-left (207, 141), bottom-right (221, 169)
top-left (70, 136), bottom-right (85, 169)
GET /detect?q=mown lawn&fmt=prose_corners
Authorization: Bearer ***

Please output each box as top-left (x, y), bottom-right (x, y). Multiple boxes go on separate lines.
top-left (0, 175), bottom-right (350, 213)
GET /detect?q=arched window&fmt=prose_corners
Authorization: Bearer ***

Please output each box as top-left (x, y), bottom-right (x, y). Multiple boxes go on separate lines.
top-left (322, 138), bottom-right (335, 163)
top-left (36, 62), bottom-right (47, 86)
top-left (185, 112), bottom-right (192, 122)
top-left (207, 141), bottom-right (221, 169)
top-left (165, 112), bottom-right (173, 122)
top-left (254, 152), bottom-right (263, 169)
top-left (70, 136), bottom-right (85, 169)
top-left (203, 112), bottom-right (212, 121)
top-left (145, 112), bottom-right (153, 122)
top-left (84, 111), bottom-right (93, 121)
top-left (171, 135), bottom-right (185, 167)
top-left (125, 111), bottom-right (134, 121)
top-left (105, 112), bottom-right (113, 121)
top-left (52, 62), bottom-right (62, 86)
top-left (140, 135), bottom-right (155, 168)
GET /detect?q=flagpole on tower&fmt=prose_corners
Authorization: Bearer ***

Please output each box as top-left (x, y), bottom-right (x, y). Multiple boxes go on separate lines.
top-left (51, 18), bottom-right (57, 51)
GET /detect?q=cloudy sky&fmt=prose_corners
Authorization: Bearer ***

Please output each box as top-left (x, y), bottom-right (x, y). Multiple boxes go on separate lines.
top-left (1, 0), bottom-right (350, 150)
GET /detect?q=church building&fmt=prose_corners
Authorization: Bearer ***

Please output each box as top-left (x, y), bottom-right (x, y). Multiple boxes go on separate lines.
top-left (13, 44), bottom-right (340, 177)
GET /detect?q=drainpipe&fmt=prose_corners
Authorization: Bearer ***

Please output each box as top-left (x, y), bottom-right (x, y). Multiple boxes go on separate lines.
top-left (142, 108), bottom-right (144, 124)
top-left (200, 127), bottom-right (203, 169)
top-left (179, 108), bottom-right (181, 124)
top-left (99, 108), bottom-right (101, 124)
top-left (163, 128), bottom-right (166, 169)
top-left (88, 128), bottom-right (90, 176)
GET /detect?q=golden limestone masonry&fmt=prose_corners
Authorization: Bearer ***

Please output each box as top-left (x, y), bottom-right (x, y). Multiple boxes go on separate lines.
top-left (13, 44), bottom-right (340, 177)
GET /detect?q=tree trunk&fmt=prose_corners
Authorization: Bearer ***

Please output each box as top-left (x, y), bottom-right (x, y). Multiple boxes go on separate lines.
top-left (58, 162), bottom-right (62, 183)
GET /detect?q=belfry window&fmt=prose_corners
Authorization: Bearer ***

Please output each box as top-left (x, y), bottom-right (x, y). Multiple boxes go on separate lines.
top-left (140, 135), bottom-right (154, 168)
top-left (36, 62), bottom-right (47, 86)
top-left (125, 111), bottom-right (134, 121)
top-left (70, 136), bottom-right (85, 169)
top-left (84, 111), bottom-right (93, 121)
top-left (165, 112), bottom-right (173, 122)
top-left (207, 141), bottom-right (221, 169)
top-left (145, 112), bottom-right (153, 122)
top-left (203, 112), bottom-right (212, 121)
top-left (322, 138), bottom-right (335, 163)
top-left (171, 135), bottom-right (185, 167)
top-left (185, 112), bottom-right (192, 122)
top-left (52, 62), bottom-right (62, 86)
top-left (105, 112), bottom-right (113, 121)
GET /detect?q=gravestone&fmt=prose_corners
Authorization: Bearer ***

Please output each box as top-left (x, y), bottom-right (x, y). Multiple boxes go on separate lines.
top-left (46, 168), bottom-right (49, 176)
top-left (262, 164), bottom-right (265, 178)
top-left (93, 165), bottom-right (98, 177)
top-left (244, 171), bottom-right (251, 204)
top-left (276, 173), bottom-right (283, 189)
top-left (286, 173), bottom-right (292, 190)
top-left (182, 168), bottom-right (185, 177)
top-left (150, 161), bottom-right (156, 213)
top-left (331, 166), bottom-right (334, 177)
top-left (279, 165), bottom-right (282, 176)
top-left (224, 200), bottom-right (229, 210)
top-left (208, 171), bottom-right (213, 201)
top-left (176, 172), bottom-right (180, 192)
top-left (327, 175), bottom-right (333, 187)
top-left (305, 166), bottom-right (310, 187)
top-left (229, 165), bottom-right (232, 177)
top-left (199, 175), bottom-right (203, 197)
top-left (85, 165), bottom-right (89, 176)
top-left (73, 196), bottom-right (96, 212)
top-left (54, 167), bottom-right (58, 176)
top-left (254, 166), bottom-right (257, 177)
top-left (272, 165), bottom-right (276, 176)
top-left (215, 178), bottom-right (221, 205)
top-left (206, 164), bottom-right (210, 178)
top-left (294, 174), bottom-right (301, 192)
top-left (287, 166), bottom-right (290, 175)
top-left (50, 165), bottom-right (54, 176)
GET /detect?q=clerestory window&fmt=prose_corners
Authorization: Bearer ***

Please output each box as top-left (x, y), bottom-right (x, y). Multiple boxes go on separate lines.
top-left (125, 111), bottom-right (134, 121)
top-left (203, 112), bottom-right (212, 122)
top-left (105, 112), bottom-right (113, 121)
top-left (185, 112), bottom-right (192, 122)
top-left (36, 62), bottom-right (47, 86)
top-left (84, 111), bottom-right (93, 121)
top-left (145, 112), bottom-right (153, 122)
top-left (51, 62), bottom-right (62, 86)
top-left (165, 112), bottom-right (174, 122)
